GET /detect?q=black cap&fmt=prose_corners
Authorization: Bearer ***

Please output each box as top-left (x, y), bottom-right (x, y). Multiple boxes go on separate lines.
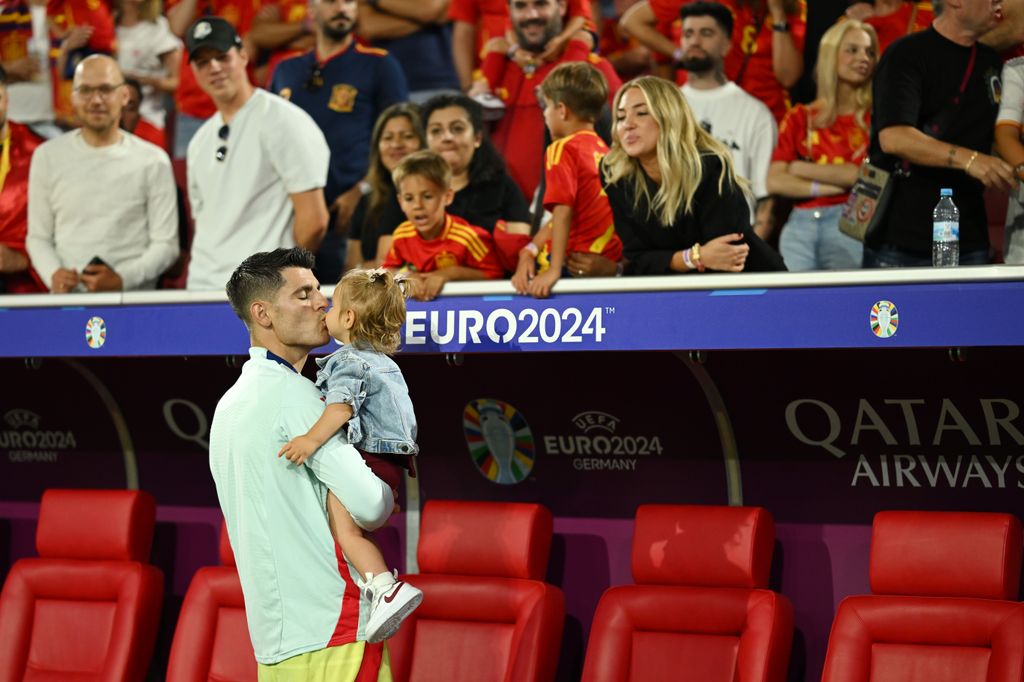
top-left (185, 17), bottom-right (243, 61)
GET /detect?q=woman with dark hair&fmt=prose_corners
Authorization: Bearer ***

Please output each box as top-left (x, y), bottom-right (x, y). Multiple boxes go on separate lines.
top-left (420, 93), bottom-right (532, 267)
top-left (602, 76), bottom-right (785, 274)
top-left (346, 103), bottom-right (426, 271)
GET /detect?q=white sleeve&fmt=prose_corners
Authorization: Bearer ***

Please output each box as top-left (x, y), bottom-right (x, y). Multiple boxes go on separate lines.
top-left (998, 58), bottom-right (1024, 125)
top-left (117, 148), bottom-right (180, 289)
top-left (278, 397), bottom-right (394, 531)
top-left (748, 104), bottom-right (778, 201)
top-left (25, 144), bottom-right (61, 289)
top-left (266, 99), bottom-right (330, 194)
top-left (154, 17), bottom-right (183, 55)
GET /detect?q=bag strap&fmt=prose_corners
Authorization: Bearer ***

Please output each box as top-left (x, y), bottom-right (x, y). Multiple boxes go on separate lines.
top-left (906, 3), bottom-right (918, 36)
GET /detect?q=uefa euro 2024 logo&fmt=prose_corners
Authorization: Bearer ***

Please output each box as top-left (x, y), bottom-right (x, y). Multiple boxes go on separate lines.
top-left (463, 399), bottom-right (535, 484)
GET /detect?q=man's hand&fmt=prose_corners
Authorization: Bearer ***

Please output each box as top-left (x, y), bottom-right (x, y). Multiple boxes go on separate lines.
top-left (333, 184), bottom-right (364, 234)
top-left (0, 245), bottom-right (28, 274)
top-left (50, 268), bottom-right (79, 293)
top-left (80, 264), bottom-right (124, 291)
top-left (61, 25), bottom-right (94, 52)
top-left (567, 252), bottom-right (618, 277)
top-left (539, 33), bottom-right (569, 63)
top-left (278, 435), bottom-right (320, 465)
top-left (527, 268), bottom-right (559, 299)
top-left (2, 56), bottom-right (39, 82)
top-left (511, 250), bottom-right (536, 294)
top-left (845, 2), bottom-right (875, 20)
top-left (966, 153), bottom-right (1017, 191)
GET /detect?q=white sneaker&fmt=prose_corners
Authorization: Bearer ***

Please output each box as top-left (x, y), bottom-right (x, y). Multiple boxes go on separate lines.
top-left (361, 570), bottom-right (423, 643)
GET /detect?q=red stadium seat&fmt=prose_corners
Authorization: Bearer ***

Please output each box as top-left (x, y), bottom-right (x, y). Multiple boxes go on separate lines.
top-left (821, 510), bottom-right (1024, 682)
top-left (581, 504), bottom-right (793, 682)
top-left (166, 521), bottom-right (257, 682)
top-left (387, 500), bottom-right (565, 682)
top-left (0, 488), bottom-right (164, 681)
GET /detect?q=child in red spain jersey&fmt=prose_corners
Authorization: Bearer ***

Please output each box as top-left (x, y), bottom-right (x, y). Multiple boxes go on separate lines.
top-left (512, 61), bottom-right (622, 299)
top-left (383, 150), bottom-right (503, 301)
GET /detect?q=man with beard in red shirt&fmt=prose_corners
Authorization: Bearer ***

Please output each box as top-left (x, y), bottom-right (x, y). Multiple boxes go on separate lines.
top-left (478, 0), bottom-right (621, 200)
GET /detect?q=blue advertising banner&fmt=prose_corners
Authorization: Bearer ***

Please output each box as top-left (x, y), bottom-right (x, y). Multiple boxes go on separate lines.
top-left (1, 269), bottom-right (1023, 357)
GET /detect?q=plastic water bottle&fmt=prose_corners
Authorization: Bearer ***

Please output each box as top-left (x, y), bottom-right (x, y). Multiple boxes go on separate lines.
top-left (932, 188), bottom-right (960, 267)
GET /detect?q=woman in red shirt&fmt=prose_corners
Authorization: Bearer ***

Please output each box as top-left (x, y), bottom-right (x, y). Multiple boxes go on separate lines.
top-left (766, 19), bottom-right (878, 271)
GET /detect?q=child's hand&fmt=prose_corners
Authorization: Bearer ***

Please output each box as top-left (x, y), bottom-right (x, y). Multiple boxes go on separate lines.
top-left (278, 435), bottom-right (319, 465)
top-left (527, 268), bottom-right (559, 299)
top-left (416, 273), bottom-right (447, 301)
top-left (511, 250), bottom-right (536, 295)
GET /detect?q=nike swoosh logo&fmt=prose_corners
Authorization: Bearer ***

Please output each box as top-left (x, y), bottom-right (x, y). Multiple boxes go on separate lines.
top-left (383, 583), bottom-right (403, 604)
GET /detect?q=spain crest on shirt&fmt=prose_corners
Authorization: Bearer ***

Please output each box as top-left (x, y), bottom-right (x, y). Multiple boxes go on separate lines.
top-left (328, 84), bottom-right (357, 113)
top-left (436, 251), bottom-right (458, 269)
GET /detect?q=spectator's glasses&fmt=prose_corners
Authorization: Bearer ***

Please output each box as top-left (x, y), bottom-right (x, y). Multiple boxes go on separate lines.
top-left (73, 82), bottom-right (124, 99)
top-left (216, 124), bottom-right (229, 162)
top-left (305, 65), bottom-right (324, 92)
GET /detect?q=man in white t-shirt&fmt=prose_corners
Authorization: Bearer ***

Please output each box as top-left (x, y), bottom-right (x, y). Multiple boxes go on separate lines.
top-left (185, 17), bottom-right (330, 291)
top-left (679, 1), bottom-right (777, 238)
top-left (26, 55), bottom-right (179, 292)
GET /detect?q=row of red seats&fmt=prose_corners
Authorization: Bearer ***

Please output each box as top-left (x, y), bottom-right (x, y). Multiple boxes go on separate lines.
top-left (1, 489), bottom-right (1022, 681)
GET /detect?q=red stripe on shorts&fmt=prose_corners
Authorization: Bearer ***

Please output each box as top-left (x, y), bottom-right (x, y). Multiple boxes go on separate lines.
top-left (328, 540), bottom-right (362, 646)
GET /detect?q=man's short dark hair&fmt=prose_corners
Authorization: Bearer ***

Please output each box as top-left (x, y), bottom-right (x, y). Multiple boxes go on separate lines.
top-left (123, 77), bottom-right (143, 99)
top-left (226, 248), bottom-right (316, 327)
top-left (0, 65), bottom-right (7, 87)
top-left (680, 1), bottom-right (734, 38)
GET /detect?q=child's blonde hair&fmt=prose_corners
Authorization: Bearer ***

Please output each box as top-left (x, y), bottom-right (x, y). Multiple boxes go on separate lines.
top-left (335, 269), bottom-right (408, 355)
top-left (539, 61), bottom-right (608, 123)
top-left (392, 150), bottom-right (452, 193)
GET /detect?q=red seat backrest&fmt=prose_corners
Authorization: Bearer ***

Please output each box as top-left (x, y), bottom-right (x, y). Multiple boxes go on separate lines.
top-left (387, 500), bottom-right (564, 682)
top-left (821, 510), bottom-right (1024, 682)
top-left (581, 504), bottom-right (793, 682)
top-left (166, 521), bottom-right (257, 682)
top-left (0, 488), bottom-right (164, 682)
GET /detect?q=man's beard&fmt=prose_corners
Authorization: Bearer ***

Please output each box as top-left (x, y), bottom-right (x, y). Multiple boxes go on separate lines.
top-left (681, 55), bottom-right (715, 73)
top-left (321, 18), bottom-right (353, 42)
top-left (515, 19), bottom-right (561, 53)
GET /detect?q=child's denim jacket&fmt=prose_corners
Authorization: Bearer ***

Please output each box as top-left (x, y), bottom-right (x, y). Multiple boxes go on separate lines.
top-left (315, 344), bottom-right (418, 456)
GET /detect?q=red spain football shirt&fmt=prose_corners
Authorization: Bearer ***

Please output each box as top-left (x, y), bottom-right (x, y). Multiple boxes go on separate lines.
top-left (542, 130), bottom-right (622, 261)
top-left (772, 104), bottom-right (871, 209)
top-left (383, 213), bottom-right (503, 278)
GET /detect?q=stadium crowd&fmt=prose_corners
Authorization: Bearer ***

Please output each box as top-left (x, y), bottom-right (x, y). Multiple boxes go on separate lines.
top-left (1, 0), bottom-right (1021, 298)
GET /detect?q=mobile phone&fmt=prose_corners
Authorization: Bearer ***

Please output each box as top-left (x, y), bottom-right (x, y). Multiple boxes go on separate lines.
top-left (87, 256), bottom-right (108, 268)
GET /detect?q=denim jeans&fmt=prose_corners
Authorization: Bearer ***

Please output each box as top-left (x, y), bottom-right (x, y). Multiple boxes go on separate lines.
top-left (173, 113), bottom-right (207, 159)
top-left (862, 244), bottom-right (990, 268)
top-left (779, 204), bottom-right (863, 271)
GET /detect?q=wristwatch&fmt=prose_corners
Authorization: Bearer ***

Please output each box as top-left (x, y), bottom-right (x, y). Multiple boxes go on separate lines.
top-left (772, 21), bottom-right (790, 32)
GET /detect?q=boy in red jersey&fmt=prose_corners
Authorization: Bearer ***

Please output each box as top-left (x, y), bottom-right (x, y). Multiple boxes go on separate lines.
top-left (383, 150), bottom-right (503, 301)
top-left (512, 61), bottom-right (622, 299)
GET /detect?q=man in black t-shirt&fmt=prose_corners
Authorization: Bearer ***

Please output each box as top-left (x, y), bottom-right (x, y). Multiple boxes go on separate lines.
top-left (867, 0), bottom-right (1015, 267)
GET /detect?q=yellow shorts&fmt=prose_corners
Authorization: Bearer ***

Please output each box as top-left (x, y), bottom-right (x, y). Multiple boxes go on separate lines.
top-left (257, 642), bottom-right (391, 682)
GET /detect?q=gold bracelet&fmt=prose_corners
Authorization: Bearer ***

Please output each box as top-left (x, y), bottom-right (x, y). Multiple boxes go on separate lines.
top-left (964, 151), bottom-right (979, 174)
top-left (691, 242), bottom-right (705, 272)
top-left (947, 146), bottom-right (958, 167)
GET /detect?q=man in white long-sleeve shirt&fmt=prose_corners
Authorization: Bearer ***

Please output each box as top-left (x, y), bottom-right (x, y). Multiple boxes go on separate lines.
top-left (212, 247), bottom-right (396, 677)
top-left (26, 55), bottom-right (178, 293)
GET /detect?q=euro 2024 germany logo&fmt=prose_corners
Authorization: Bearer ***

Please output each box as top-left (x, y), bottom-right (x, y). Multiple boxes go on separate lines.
top-left (463, 398), bottom-right (535, 484)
